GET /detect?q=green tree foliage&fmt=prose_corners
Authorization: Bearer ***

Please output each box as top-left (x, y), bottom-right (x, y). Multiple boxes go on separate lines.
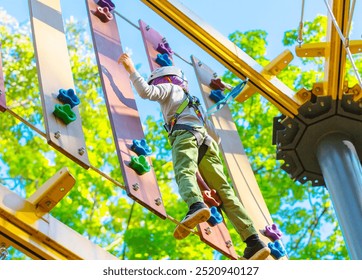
top-left (0, 8), bottom-right (356, 260)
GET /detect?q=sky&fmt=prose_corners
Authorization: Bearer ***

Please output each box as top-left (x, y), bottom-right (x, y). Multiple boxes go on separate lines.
top-left (1, 0), bottom-right (361, 121)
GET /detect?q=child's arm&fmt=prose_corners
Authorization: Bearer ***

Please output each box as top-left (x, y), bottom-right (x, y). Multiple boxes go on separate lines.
top-left (118, 53), bottom-right (136, 75)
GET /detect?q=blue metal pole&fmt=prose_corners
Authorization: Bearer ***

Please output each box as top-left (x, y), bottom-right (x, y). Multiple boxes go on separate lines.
top-left (316, 133), bottom-right (362, 259)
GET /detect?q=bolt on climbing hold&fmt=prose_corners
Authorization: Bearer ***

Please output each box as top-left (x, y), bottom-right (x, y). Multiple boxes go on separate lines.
top-left (209, 89), bottom-right (225, 103)
top-left (209, 78), bottom-right (226, 91)
top-left (268, 240), bottom-right (287, 259)
top-left (53, 104), bottom-right (77, 125)
top-left (97, 0), bottom-right (115, 11)
top-left (155, 197), bottom-right (162, 206)
top-left (155, 53), bottom-right (172, 67)
top-left (129, 155), bottom-right (151, 175)
top-left (57, 89), bottom-right (80, 108)
top-left (260, 223), bottom-right (283, 241)
top-left (225, 240), bottom-right (233, 248)
top-left (131, 139), bottom-right (152, 156)
top-left (156, 42), bottom-right (173, 57)
top-left (207, 206), bottom-right (223, 226)
top-left (204, 226), bottom-right (212, 235)
top-left (93, 6), bottom-right (113, 23)
top-left (132, 183), bottom-right (140, 191)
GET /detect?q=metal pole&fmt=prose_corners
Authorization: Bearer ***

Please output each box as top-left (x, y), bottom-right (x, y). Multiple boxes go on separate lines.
top-left (316, 133), bottom-right (362, 260)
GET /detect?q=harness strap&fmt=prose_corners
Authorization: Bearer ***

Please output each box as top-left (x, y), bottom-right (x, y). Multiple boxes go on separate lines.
top-left (172, 124), bottom-right (211, 164)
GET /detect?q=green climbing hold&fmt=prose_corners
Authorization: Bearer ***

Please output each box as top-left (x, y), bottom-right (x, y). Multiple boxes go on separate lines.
top-left (129, 155), bottom-right (151, 175)
top-left (53, 103), bottom-right (77, 125)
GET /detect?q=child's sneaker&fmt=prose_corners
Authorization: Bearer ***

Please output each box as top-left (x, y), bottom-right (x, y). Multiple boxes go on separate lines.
top-left (243, 240), bottom-right (271, 260)
top-left (173, 202), bottom-right (210, 240)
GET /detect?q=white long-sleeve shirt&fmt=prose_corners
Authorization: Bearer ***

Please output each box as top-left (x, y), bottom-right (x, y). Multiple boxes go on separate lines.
top-left (129, 71), bottom-right (220, 143)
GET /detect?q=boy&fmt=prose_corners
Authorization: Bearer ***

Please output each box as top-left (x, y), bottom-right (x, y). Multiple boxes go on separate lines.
top-left (119, 53), bottom-right (270, 260)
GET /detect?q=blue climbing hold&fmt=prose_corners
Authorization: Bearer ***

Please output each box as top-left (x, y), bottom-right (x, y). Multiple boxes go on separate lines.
top-left (57, 89), bottom-right (80, 108)
top-left (155, 53), bottom-right (172, 67)
top-left (209, 89), bottom-right (224, 103)
top-left (207, 206), bottom-right (223, 226)
top-left (268, 240), bottom-right (287, 259)
top-left (131, 139), bottom-right (152, 156)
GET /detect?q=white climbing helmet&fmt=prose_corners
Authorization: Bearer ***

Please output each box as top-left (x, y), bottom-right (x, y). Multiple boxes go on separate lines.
top-left (147, 66), bottom-right (187, 84)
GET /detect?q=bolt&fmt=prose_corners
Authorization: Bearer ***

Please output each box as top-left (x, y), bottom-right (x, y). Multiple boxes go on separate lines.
top-left (132, 183), bottom-right (139, 191)
top-left (155, 197), bottom-right (162, 206)
top-left (225, 240), bottom-right (233, 248)
top-left (146, 25), bottom-right (150, 31)
top-left (0, 89), bottom-right (2, 95)
top-left (78, 147), bottom-right (85, 155)
top-left (205, 227), bottom-right (212, 235)
top-left (54, 131), bottom-right (61, 139)
top-left (45, 200), bottom-right (52, 207)
top-left (60, 187), bottom-right (65, 192)
top-left (198, 61), bottom-right (203, 67)
top-left (162, 37), bottom-right (167, 43)
top-left (213, 72), bottom-right (218, 78)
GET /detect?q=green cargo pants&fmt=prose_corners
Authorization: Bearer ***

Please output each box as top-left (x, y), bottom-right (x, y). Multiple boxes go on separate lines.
top-left (169, 126), bottom-right (258, 241)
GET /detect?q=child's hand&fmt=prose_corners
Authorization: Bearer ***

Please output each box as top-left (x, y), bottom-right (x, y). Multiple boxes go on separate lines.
top-left (118, 53), bottom-right (136, 74)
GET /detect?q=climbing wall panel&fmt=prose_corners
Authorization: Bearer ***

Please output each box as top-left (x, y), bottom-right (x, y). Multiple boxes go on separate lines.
top-left (28, 0), bottom-right (90, 168)
top-left (0, 44), bottom-right (6, 112)
top-left (86, 0), bottom-right (166, 219)
top-left (191, 55), bottom-right (274, 248)
top-left (139, 19), bottom-right (174, 71)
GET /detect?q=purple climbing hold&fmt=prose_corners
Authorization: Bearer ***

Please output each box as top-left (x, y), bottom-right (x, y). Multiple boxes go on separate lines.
top-left (156, 42), bottom-right (173, 57)
top-left (263, 223), bottom-right (283, 241)
top-left (97, 0), bottom-right (115, 11)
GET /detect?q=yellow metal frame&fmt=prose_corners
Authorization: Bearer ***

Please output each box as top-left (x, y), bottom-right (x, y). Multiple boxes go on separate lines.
top-left (141, 0), bottom-right (299, 118)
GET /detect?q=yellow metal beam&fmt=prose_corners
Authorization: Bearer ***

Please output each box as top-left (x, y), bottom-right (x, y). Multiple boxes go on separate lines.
top-left (324, 0), bottom-right (350, 100)
top-left (141, 0), bottom-right (299, 118)
top-left (235, 49), bottom-right (294, 103)
top-left (296, 40), bottom-right (362, 58)
top-left (0, 184), bottom-right (117, 260)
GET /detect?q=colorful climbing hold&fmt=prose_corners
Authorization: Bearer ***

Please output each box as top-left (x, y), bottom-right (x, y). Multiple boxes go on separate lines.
top-left (57, 89), bottom-right (80, 108)
top-left (155, 53), bottom-right (172, 67)
top-left (261, 223), bottom-right (283, 241)
top-left (93, 6), bottom-right (113, 23)
top-left (53, 104), bottom-right (77, 125)
top-left (129, 155), bottom-right (151, 175)
top-left (97, 0), bottom-right (115, 11)
top-left (268, 240), bottom-right (287, 259)
top-left (210, 78), bottom-right (226, 91)
top-left (207, 206), bottom-right (223, 226)
top-left (209, 89), bottom-right (224, 103)
top-left (156, 42), bottom-right (173, 57)
top-left (202, 189), bottom-right (222, 207)
top-left (131, 139), bottom-right (152, 156)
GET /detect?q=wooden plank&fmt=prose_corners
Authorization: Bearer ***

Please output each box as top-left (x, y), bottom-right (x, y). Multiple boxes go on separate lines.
top-left (86, 0), bottom-right (166, 219)
top-left (0, 44), bottom-right (6, 112)
top-left (28, 0), bottom-right (90, 168)
top-left (139, 19), bottom-right (173, 71)
top-left (0, 184), bottom-right (117, 260)
top-left (191, 55), bottom-right (274, 249)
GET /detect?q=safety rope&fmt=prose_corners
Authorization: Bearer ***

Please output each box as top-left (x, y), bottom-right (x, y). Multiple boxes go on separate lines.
top-left (323, 0), bottom-right (362, 90)
top-left (345, 0), bottom-right (356, 40)
top-left (206, 79), bottom-right (248, 116)
top-left (297, 0), bottom-right (305, 47)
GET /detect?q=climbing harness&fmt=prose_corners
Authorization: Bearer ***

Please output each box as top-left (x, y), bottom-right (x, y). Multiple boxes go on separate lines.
top-left (206, 78), bottom-right (249, 117)
top-left (165, 90), bottom-right (211, 164)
